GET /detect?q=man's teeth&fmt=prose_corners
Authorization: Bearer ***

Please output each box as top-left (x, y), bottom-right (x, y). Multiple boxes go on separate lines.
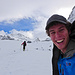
top-left (57, 39), bottom-right (64, 43)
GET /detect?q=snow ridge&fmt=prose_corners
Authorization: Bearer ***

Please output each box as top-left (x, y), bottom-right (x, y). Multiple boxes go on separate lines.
top-left (68, 6), bottom-right (75, 23)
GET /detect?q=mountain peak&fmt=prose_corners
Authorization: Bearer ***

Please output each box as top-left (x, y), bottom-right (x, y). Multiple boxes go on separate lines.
top-left (68, 6), bottom-right (75, 23)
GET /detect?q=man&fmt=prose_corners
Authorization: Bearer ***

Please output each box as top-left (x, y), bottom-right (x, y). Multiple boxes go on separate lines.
top-left (45, 14), bottom-right (75, 75)
top-left (21, 41), bottom-right (26, 51)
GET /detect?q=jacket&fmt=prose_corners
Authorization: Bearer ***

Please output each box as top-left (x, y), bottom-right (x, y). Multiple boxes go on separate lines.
top-left (58, 54), bottom-right (75, 75)
top-left (52, 45), bottom-right (61, 75)
top-left (21, 41), bottom-right (26, 46)
top-left (58, 39), bottom-right (75, 75)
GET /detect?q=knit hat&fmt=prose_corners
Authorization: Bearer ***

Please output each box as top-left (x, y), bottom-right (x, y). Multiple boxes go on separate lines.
top-left (45, 14), bottom-right (67, 30)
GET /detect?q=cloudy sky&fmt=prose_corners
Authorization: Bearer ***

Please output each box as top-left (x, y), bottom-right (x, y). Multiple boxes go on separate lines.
top-left (0, 0), bottom-right (75, 39)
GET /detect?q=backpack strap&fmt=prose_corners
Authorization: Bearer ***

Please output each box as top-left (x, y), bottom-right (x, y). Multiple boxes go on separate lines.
top-left (70, 21), bottom-right (75, 39)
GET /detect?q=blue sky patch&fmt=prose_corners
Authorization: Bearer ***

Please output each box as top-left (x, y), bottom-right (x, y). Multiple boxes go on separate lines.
top-left (0, 18), bottom-right (37, 33)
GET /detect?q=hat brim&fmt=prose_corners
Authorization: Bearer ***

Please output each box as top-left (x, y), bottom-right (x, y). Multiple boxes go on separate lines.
top-left (45, 20), bottom-right (67, 30)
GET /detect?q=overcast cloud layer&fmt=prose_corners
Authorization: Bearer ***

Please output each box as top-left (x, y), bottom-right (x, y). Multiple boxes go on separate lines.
top-left (0, 0), bottom-right (75, 39)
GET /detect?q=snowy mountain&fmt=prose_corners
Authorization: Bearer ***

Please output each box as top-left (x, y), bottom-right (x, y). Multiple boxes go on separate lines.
top-left (0, 35), bottom-right (14, 40)
top-left (0, 30), bottom-right (33, 41)
top-left (68, 6), bottom-right (75, 23)
top-left (0, 33), bottom-right (29, 41)
top-left (9, 33), bottom-right (31, 41)
top-left (0, 30), bottom-right (51, 42)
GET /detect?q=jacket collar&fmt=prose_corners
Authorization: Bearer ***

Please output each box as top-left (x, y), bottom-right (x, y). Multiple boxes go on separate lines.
top-left (62, 39), bottom-right (75, 58)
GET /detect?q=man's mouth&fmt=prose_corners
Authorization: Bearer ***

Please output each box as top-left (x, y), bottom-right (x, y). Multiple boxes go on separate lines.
top-left (57, 39), bottom-right (64, 43)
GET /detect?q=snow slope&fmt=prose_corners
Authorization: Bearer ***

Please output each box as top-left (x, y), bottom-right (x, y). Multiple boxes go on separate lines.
top-left (0, 40), bottom-right (53, 75)
top-left (68, 6), bottom-right (75, 23)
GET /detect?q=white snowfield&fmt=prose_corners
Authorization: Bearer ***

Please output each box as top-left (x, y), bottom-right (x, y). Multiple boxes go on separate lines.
top-left (0, 40), bottom-right (53, 75)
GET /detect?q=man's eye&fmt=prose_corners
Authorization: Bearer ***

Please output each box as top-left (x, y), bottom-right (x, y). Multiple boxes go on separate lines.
top-left (51, 32), bottom-right (55, 34)
top-left (59, 29), bottom-right (64, 32)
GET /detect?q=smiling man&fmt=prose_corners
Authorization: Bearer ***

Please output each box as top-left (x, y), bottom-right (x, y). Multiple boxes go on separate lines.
top-left (49, 24), bottom-right (70, 53)
top-left (45, 14), bottom-right (75, 75)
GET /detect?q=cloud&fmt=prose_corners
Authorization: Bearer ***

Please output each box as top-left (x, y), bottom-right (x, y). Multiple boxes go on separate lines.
top-left (55, 7), bottom-right (72, 19)
top-left (0, 0), bottom-right (74, 22)
top-left (0, 0), bottom-right (75, 39)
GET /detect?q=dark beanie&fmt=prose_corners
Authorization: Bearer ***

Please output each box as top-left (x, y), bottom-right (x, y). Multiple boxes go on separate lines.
top-left (45, 14), bottom-right (67, 30)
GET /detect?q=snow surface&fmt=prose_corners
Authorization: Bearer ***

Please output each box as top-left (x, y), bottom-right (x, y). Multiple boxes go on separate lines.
top-left (0, 40), bottom-right (53, 75)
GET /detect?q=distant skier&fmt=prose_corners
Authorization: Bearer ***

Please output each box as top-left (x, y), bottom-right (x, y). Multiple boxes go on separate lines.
top-left (21, 41), bottom-right (26, 51)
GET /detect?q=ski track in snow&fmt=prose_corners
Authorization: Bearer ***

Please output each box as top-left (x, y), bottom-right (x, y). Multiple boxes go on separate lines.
top-left (0, 40), bottom-right (53, 75)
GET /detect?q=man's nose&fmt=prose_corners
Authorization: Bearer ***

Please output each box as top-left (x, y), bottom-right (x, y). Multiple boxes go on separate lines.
top-left (55, 32), bottom-right (61, 38)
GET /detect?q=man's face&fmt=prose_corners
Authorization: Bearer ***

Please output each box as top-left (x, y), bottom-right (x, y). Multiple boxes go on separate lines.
top-left (49, 23), bottom-right (70, 53)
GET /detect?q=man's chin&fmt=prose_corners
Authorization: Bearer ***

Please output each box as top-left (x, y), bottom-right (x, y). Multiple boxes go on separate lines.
top-left (56, 46), bottom-right (62, 50)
